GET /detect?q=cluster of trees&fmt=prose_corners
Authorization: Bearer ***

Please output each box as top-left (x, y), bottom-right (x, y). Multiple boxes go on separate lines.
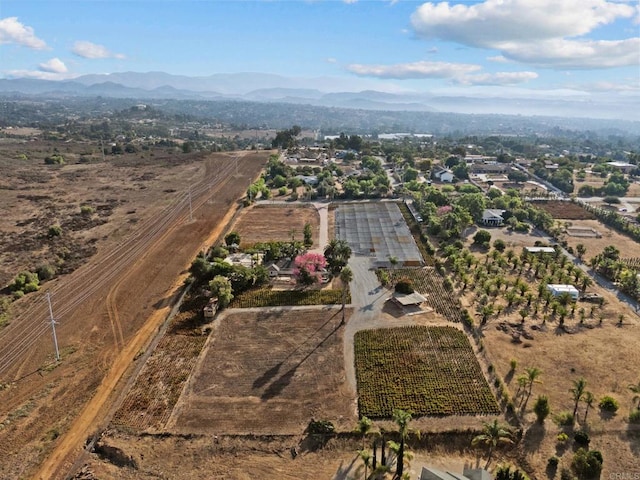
top-left (272, 125), bottom-right (301, 149)
top-left (580, 200), bottom-right (640, 243)
top-left (590, 245), bottom-right (639, 300)
top-left (530, 158), bottom-right (576, 193)
top-left (577, 171), bottom-right (630, 197)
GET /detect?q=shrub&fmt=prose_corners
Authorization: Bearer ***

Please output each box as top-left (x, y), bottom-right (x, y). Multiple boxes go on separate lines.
top-left (9, 271), bottom-right (40, 293)
top-left (48, 225), bottom-right (62, 238)
top-left (534, 395), bottom-right (551, 423)
top-left (557, 432), bottom-right (569, 443)
top-left (548, 456), bottom-right (559, 467)
top-left (36, 264), bottom-right (56, 281)
top-left (473, 229), bottom-right (492, 246)
top-left (573, 430), bottom-right (590, 447)
top-left (493, 239), bottom-right (506, 252)
top-left (560, 468), bottom-right (576, 480)
top-left (395, 277), bottom-right (414, 294)
top-left (378, 270), bottom-right (390, 286)
top-left (307, 419), bottom-right (335, 435)
top-left (554, 412), bottom-right (574, 427)
top-left (80, 205), bottom-right (95, 215)
top-left (629, 409), bottom-right (640, 424)
top-left (599, 395), bottom-right (619, 413)
top-left (571, 448), bottom-right (603, 477)
top-left (44, 154), bottom-right (64, 165)
top-left (278, 186), bottom-right (288, 196)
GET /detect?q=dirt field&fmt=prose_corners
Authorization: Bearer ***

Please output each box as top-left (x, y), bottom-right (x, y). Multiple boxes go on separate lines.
top-left (168, 308), bottom-right (356, 435)
top-left (561, 219), bottom-right (638, 263)
top-left (231, 203), bottom-right (320, 248)
top-left (533, 201), bottom-right (596, 220)
top-left (0, 147), bottom-right (268, 479)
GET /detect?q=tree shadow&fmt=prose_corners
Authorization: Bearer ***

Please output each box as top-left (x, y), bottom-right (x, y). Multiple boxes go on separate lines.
top-left (522, 422), bottom-right (545, 453)
top-left (252, 361), bottom-right (283, 389)
top-left (332, 454), bottom-right (359, 480)
top-left (505, 369), bottom-right (515, 384)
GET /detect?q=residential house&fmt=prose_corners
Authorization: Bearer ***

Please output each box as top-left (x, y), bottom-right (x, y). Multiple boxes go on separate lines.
top-left (433, 167), bottom-right (454, 183)
top-left (481, 209), bottom-right (506, 226)
top-left (469, 162), bottom-right (509, 174)
top-left (607, 161), bottom-right (636, 173)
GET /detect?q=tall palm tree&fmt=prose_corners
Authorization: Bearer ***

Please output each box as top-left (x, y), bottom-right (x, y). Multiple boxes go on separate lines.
top-left (392, 409), bottom-right (412, 479)
top-left (340, 266), bottom-right (353, 324)
top-left (324, 239), bottom-right (352, 275)
top-left (629, 380), bottom-right (640, 409)
top-left (471, 419), bottom-right (514, 468)
top-left (357, 449), bottom-right (372, 480)
top-left (570, 377), bottom-right (588, 421)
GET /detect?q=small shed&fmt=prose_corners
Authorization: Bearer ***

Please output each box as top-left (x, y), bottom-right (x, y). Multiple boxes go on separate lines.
top-left (547, 284), bottom-right (579, 300)
top-left (391, 292), bottom-right (427, 309)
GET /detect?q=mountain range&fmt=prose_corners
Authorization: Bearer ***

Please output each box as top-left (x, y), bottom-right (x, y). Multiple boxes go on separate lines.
top-left (1, 71), bottom-right (638, 121)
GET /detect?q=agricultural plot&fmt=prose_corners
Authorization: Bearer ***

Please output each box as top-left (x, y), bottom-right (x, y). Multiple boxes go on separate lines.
top-left (229, 287), bottom-right (346, 308)
top-left (112, 333), bottom-right (207, 431)
top-left (354, 326), bottom-right (499, 418)
top-left (170, 309), bottom-right (355, 435)
top-left (231, 204), bottom-right (320, 248)
top-left (533, 200), bottom-right (595, 220)
top-left (387, 268), bottom-right (463, 322)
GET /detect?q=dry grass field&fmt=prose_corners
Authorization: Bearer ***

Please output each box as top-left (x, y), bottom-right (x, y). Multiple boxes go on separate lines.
top-left (168, 308), bottom-right (356, 435)
top-left (0, 143), bottom-right (268, 479)
top-left (231, 203), bottom-right (320, 248)
top-left (560, 219), bottom-right (639, 263)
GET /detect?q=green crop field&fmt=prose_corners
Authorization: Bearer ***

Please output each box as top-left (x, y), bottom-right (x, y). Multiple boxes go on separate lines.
top-left (354, 326), bottom-right (499, 418)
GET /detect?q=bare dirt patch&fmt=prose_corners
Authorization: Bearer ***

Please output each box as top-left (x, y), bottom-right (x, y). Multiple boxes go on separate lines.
top-left (560, 219), bottom-right (639, 262)
top-left (169, 308), bottom-right (356, 435)
top-left (534, 200), bottom-right (596, 220)
top-left (231, 203), bottom-right (320, 248)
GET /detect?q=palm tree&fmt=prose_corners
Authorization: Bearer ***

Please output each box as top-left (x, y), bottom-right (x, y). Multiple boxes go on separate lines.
top-left (324, 239), bottom-right (352, 275)
top-left (570, 377), bottom-right (588, 421)
top-left (392, 409), bottom-right (412, 479)
top-left (583, 391), bottom-right (595, 423)
top-left (523, 366), bottom-right (542, 407)
top-left (340, 266), bottom-right (353, 324)
top-left (471, 419), bottom-right (514, 468)
top-left (388, 256), bottom-right (399, 283)
top-left (357, 416), bottom-right (372, 449)
top-left (357, 449), bottom-right (372, 480)
top-left (629, 380), bottom-right (640, 409)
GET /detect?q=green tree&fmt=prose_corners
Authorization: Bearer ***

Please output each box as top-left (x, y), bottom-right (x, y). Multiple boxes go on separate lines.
top-left (356, 416), bottom-right (372, 449)
top-left (208, 275), bottom-right (233, 307)
top-left (583, 391), bottom-right (595, 423)
top-left (524, 367), bottom-right (542, 407)
top-left (224, 231), bottom-right (241, 248)
top-left (324, 239), bottom-right (352, 275)
top-left (471, 419), bottom-right (514, 468)
top-left (534, 395), bottom-right (550, 423)
top-left (473, 229), bottom-right (492, 246)
top-left (570, 377), bottom-right (588, 421)
top-left (340, 266), bottom-right (353, 324)
top-left (303, 222), bottom-right (313, 248)
top-left (575, 243), bottom-right (586, 260)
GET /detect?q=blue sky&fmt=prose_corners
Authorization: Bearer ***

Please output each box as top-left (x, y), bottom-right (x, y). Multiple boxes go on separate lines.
top-left (1, 0), bottom-right (639, 99)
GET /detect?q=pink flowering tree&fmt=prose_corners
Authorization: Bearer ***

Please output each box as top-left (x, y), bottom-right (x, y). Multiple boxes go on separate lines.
top-left (293, 252), bottom-right (327, 286)
top-left (437, 205), bottom-right (452, 216)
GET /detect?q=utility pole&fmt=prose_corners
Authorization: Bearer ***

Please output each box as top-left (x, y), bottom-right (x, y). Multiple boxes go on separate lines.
top-left (46, 293), bottom-right (60, 362)
top-left (100, 138), bottom-right (106, 162)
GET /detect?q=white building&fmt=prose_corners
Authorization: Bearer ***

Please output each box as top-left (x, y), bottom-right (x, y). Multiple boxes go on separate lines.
top-left (481, 209), bottom-right (506, 227)
top-left (547, 284), bottom-right (580, 300)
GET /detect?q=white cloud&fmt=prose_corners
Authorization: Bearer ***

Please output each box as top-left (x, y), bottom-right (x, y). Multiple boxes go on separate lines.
top-left (326, 57), bottom-right (338, 63)
top-left (38, 58), bottom-right (67, 74)
top-left (343, 0), bottom-right (358, 3)
top-left (410, 0), bottom-right (639, 69)
top-left (456, 71), bottom-right (539, 86)
top-left (72, 41), bottom-right (125, 59)
top-left (0, 17), bottom-right (47, 49)
top-left (346, 60), bottom-right (481, 79)
top-left (487, 55), bottom-right (509, 63)
top-left (6, 69), bottom-right (76, 81)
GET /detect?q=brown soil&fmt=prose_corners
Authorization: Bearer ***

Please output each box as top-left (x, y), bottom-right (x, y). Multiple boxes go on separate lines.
top-left (232, 203), bottom-right (320, 248)
top-left (0, 149), bottom-right (269, 479)
top-left (534, 201), bottom-right (596, 220)
top-left (559, 219), bottom-right (639, 262)
top-left (169, 308), bottom-right (356, 435)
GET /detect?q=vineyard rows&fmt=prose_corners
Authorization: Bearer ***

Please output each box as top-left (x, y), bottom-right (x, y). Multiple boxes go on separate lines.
top-left (112, 334), bottom-right (206, 431)
top-left (230, 287), bottom-right (346, 308)
top-left (354, 326), bottom-right (499, 418)
top-left (388, 268), bottom-right (463, 322)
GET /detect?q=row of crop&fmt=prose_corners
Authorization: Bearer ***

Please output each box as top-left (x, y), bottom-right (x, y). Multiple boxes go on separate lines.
top-left (621, 258), bottom-right (640, 270)
top-left (354, 326), bottom-right (499, 418)
top-left (230, 287), bottom-right (346, 308)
